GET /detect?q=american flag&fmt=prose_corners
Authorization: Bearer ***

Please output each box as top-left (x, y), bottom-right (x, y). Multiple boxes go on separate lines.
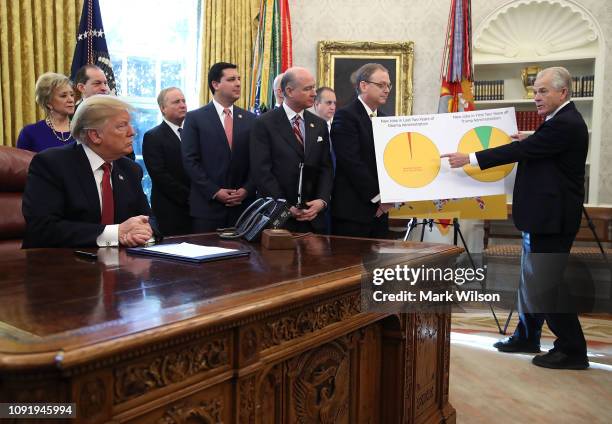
top-left (70, 0), bottom-right (117, 93)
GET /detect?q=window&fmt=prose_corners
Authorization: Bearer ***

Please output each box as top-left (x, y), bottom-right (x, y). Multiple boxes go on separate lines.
top-left (101, 0), bottom-right (202, 198)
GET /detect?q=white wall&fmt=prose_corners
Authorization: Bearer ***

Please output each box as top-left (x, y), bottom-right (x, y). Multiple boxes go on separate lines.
top-left (289, 0), bottom-right (612, 205)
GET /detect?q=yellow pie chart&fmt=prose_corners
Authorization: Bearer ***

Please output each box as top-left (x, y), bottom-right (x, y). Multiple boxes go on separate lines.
top-left (383, 132), bottom-right (440, 188)
top-left (458, 126), bottom-right (515, 182)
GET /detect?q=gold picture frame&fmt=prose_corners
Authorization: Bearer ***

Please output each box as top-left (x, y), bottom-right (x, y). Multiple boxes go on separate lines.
top-left (317, 41), bottom-right (414, 116)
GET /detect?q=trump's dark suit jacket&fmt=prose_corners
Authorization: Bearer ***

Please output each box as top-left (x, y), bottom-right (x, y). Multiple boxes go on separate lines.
top-left (476, 102), bottom-right (588, 235)
top-left (142, 121), bottom-right (191, 235)
top-left (250, 107), bottom-right (333, 233)
top-left (330, 98), bottom-right (385, 225)
top-left (181, 102), bottom-right (256, 223)
top-left (22, 143), bottom-right (152, 248)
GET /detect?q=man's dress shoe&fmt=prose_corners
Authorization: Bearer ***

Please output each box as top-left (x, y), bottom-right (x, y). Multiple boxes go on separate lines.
top-left (532, 351), bottom-right (589, 370)
top-left (493, 336), bottom-right (541, 353)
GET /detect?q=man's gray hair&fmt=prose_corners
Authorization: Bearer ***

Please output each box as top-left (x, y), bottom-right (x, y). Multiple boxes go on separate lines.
top-left (273, 73), bottom-right (284, 103)
top-left (538, 66), bottom-right (573, 99)
top-left (157, 87), bottom-right (181, 109)
top-left (354, 63), bottom-right (389, 95)
top-left (280, 70), bottom-right (296, 95)
top-left (273, 73), bottom-right (284, 91)
top-left (71, 95), bottom-right (133, 144)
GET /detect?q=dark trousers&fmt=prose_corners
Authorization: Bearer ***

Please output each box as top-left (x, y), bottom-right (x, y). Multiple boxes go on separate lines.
top-left (331, 215), bottom-right (390, 239)
top-left (192, 202), bottom-right (251, 233)
top-left (284, 218), bottom-right (323, 234)
top-left (154, 210), bottom-right (192, 236)
top-left (514, 232), bottom-right (587, 356)
top-left (193, 217), bottom-right (228, 233)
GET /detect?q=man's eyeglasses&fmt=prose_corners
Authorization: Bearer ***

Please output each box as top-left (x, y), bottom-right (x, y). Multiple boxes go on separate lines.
top-left (365, 80), bottom-right (392, 91)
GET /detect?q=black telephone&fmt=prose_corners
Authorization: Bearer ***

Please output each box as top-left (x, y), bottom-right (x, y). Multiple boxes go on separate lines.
top-left (218, 197), bottom-right (292, 241)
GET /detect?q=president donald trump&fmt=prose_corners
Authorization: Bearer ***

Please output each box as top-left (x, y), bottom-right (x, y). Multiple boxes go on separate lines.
top-left (22, 95), bottom-right (154, 248)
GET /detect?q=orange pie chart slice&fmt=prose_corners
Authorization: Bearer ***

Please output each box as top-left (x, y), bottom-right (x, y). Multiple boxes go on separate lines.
top-left (383, 132), bottom-right (441, 188)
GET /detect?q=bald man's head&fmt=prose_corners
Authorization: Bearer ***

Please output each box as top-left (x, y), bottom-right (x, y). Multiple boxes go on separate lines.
top-left (281, 67), bottom-right (316, 112)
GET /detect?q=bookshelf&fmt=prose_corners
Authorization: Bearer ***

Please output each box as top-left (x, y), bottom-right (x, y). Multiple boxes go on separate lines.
top-left (473, 0), bottom-right (604, 203)
top-left (476, 97), bottom-right (593, 105)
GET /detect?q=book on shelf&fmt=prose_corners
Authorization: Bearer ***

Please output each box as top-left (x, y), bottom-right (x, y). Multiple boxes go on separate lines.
top-left (570, 74), bottom-right (594, 97)
top-left (474, 79), bottom-right (504, 101)
top-left (515, 111), bottom-right (544, 131)
top-left (475, 75), bottom-right (594, 100)
top-left (581, 75), bottom-right (594, 97)
top-left (562, 75), bottom-right (594, 97)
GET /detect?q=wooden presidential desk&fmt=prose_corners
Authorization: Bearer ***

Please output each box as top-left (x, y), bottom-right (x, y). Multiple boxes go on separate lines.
top-left (0, 234), bottom-right (461, 423)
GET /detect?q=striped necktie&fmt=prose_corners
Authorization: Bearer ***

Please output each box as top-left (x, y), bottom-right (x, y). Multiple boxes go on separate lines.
top-left (292, 115), bottom-right (304, 146)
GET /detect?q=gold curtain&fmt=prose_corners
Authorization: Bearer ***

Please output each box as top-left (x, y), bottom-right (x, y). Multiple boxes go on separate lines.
top-left (0, 0), bottom-right (82, 147)
top-left (200, 0), bottom-right (260, 108)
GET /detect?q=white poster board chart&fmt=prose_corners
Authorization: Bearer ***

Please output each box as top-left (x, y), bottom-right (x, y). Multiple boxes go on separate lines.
top-left (372, 107), bottom-right (518, 203)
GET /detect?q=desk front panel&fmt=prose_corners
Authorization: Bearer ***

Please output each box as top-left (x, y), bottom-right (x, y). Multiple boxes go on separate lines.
top-left (0, 234), bottom-right (461, 423)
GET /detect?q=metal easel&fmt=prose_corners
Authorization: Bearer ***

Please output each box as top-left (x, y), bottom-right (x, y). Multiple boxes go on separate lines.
top-left (403, 217), bottom-right (505, 333)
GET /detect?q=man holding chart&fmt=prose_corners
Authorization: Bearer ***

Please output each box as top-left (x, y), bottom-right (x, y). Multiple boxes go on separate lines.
top-left (331, 63), bottom-right (395, 238)
top-left (442, 67), bottom-right (589, 370)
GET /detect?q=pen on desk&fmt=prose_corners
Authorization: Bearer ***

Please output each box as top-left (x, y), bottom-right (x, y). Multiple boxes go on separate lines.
top-left (74, 250), bottom-right (98, 260)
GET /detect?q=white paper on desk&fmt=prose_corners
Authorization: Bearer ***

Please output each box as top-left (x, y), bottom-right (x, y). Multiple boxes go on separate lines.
top-left (142, 242), bottom-right (239, 259)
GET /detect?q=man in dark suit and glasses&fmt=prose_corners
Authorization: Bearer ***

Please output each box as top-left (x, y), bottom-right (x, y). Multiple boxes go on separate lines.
top-left (22, 95), bottom-right (153, 248)
top-left (442, 67), bottom-right (589, 370)
top-left (142, 87), bottom-right (191, 236)
top-left (331, 63), bottom-right (396, 239)
top-left (182, 62), bottom-right (256, 232)
top-left (250, 67), bottom-right (333, 233)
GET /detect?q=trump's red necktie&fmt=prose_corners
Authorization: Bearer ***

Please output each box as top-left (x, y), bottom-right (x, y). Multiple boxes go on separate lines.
top-left (101, 162), bottom-right (114, 225)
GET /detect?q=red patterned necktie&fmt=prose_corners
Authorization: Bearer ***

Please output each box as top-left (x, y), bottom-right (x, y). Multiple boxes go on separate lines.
top-left (224, 108), bottom-right (233, 149)
top-left (292, 115), bottom-right (304, 146)
top-left (101, 162), bottom-right (114, 225)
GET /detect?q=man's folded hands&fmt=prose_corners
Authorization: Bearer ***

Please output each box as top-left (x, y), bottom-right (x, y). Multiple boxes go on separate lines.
top-left (118, 215), bottom-right (153, 246)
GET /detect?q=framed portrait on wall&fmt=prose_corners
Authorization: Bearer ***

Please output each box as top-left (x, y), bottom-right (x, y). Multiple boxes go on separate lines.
top-left (317, 41), bottom-right (414, 116)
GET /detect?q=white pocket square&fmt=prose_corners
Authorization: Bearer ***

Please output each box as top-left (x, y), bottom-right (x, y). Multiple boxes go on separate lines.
top-left (317, 136), bottom-right (323, 142)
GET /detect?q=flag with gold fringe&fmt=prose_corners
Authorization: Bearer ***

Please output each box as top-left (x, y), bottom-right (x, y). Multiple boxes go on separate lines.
top-left (412, 0), bottom-right (477, 236)
top-left (436, 0), bottom-right (506, 234)
top-left (438, 0), bottom-right (479, 234)
top-left (438, 0), bottom-right (474, 114)
top-left (248, 0), bottom-right (293, 114)
top-left (390, 0), bottom-right (507, 236)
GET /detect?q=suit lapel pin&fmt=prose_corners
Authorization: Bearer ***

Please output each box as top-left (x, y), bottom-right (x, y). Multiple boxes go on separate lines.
top-left (309, 123), bottom-right (315, 128)
top-left (317, 136), bottom-right (323, 142)
top-left (118, 174), bottom-right (124, 181)
top-left (238, 114), bottom-right (243, 118)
